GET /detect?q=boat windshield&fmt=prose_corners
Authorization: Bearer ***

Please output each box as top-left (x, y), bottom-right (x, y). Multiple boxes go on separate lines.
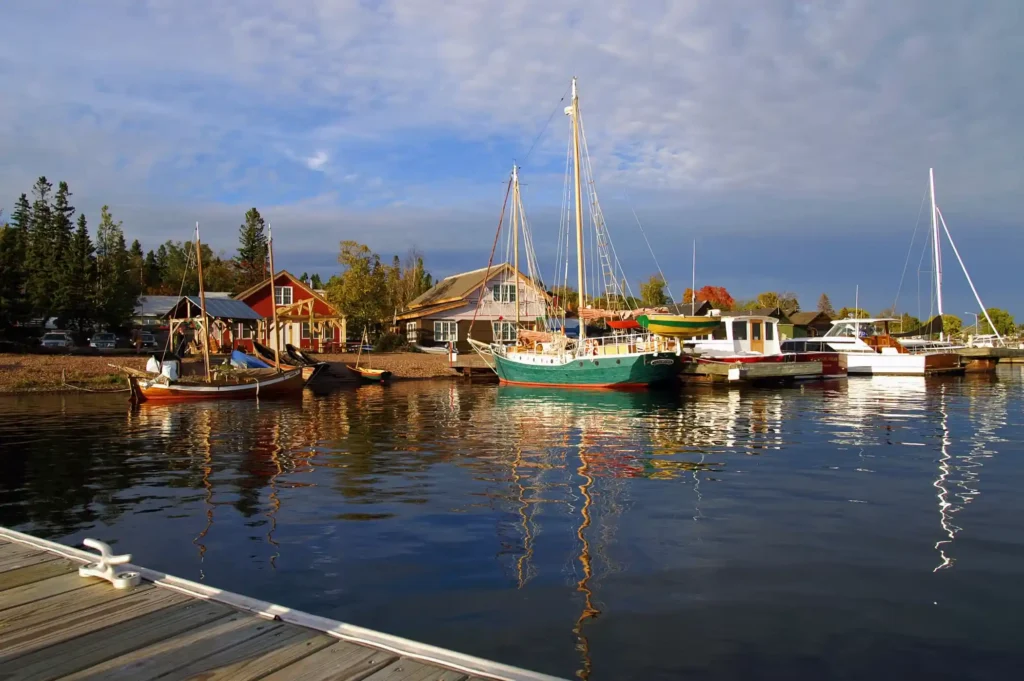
top-left (824, 320), bottom-right (889, 338)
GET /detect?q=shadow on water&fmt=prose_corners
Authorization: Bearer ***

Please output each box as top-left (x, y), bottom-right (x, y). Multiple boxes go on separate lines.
top-left (1, 371), bottom-right (1023, 679)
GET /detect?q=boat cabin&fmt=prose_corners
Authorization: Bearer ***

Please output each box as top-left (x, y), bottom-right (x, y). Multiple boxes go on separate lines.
top-left (821, 318), bottom-right (906, 354)
top-left (686, 315), bottom-right (781, 357)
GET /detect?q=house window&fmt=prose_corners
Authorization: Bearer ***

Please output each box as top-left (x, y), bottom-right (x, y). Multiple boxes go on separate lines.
top-left (274, 286), bottom-right (293, 306)
top-left (301, 322), bottom-right (310, 339)
top-left (491, 283), bottom-right (516, 303)
top-left (434, 320), bottom-right (457, 342)
top-left (236, 323), bottom-right (253, 339)
top-left (321, 324), bottom-right (332, 340)
top-left (732, 321), bottom-right (748, 340)
top-left (765, 323), bottom-right (774, 341)
top-left (492, 321), bottom-right (517, 342)
top-left (406, 321), bottom-right (419, 343)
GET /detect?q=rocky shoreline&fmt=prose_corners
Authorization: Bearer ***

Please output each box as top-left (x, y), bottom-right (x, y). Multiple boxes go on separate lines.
top-left (0, 351), bottom-right (461, 394)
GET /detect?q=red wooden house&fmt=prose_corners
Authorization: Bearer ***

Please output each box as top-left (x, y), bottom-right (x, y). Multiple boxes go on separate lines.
top-left (234, 271), bottom-right (347, 352)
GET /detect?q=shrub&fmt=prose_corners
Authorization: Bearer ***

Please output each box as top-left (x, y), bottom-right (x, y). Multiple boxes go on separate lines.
top-left (374, 332), bottom-right (407, 352)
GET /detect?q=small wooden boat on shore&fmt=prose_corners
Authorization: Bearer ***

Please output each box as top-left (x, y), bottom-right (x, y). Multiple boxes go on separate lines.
top-left (352, 366), bottom-right (392, 382)
top-left (351, 329), bottom-right (391, 382)
top-left (636, 314), bottom-right (721, 338)
top-left (249, 340), bottom-right (327, 383)
top-left (127, 366), bottom-right (305, 402)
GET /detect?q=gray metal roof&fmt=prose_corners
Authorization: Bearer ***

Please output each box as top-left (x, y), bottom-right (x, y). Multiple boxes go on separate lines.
top-left (135, 296), bottom-right (181, 317)
top-left (167, 296), bottom-right (262, 320)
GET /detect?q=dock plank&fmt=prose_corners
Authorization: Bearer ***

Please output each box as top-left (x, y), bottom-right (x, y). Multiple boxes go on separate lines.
top-left (259, 640), bottom-right (397, 681)
top-left (364, 659), bottom-right (468, 681)
top-left (157, 626), bottom-right (335, 681)
top-left (12, 601), bottom-right (235, 681)
top-left (0, 540), bottom-right (49, 561)
top-left (0, 585), bottom-right (187, 660)
top-left (0, 558), bottom-right (79, 592)
top-left (0, 572), bottom-right (99, 611)
top-left (0, 549), bottom-right (63, 573)
top-left (0, 583), bottom-right (141, 636)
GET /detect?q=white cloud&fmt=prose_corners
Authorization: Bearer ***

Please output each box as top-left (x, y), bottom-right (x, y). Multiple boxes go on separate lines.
top-left (305, 151), bottom-right (329, 171)
top-left (0, 0), bottom-right (1022, 314)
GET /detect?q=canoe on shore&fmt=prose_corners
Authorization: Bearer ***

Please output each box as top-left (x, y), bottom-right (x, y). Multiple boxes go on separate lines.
top-left (352, 366), bottom-right (392, 382)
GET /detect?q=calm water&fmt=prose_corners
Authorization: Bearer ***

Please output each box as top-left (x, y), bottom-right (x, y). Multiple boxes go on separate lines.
top-left (2, 370), bottom-right (1024, 680)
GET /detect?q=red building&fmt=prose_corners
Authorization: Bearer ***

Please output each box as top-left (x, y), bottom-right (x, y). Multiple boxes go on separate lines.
top-left (234, 271), bottom-right (347, 352)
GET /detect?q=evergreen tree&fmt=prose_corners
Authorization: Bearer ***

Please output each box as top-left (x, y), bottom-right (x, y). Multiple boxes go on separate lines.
top-left (817, 293), bottom-right (836, 316)
top-left (129, 239), bottom-right (145, 290)
top-left (143, 250), bottom-right (161, 293)
top-left (25, 177), bottom-right (53, 320)
top-left (0, 195), bottom-right (31, 327)
top-left (235, 207), bottom-right (268, 290)
top-left (155, 243), bottom-right (170, 292)
top-left (310, 273), bottom-right (323, 289)
top-left (64, 214), bottom-right (97, 331)
top-left (49, 182), bottom-right (76, 324)
top-left (95, 206), bottom-right (138, 329)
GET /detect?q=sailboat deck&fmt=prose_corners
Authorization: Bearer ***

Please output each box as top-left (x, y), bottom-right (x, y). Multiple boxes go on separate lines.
top-left (0, 529), bottom-right (563, 681)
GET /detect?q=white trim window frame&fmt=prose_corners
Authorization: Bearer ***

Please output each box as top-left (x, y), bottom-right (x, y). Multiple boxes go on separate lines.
top-left (491, 283), bottom-right (516, 303)
top-left (492, 321), bottom-right (517, 342)
top-left (434, 320), bottom-right (457, 343)
top-left (405, 321), bottom-right (419, 343)
top-left (274, 286), bottom-right (293, 306)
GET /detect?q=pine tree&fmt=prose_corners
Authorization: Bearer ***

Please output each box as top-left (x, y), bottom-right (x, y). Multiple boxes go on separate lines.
top-left (129, 239), bottom-right (145, 290)
top-left (25, 177), bottom-right (53, 321)
top-left (235, 208), bottom-right (268, 290)
top-left (64, 214), bottom-right (97, 331)
top-left (50, 182), bottom-right (76, 324)
top-left (143, 250), bottom-right (161, 293)
top-left (817, 293), bottom-right (836, 316)
top-left (310, 273), bottom-right (323, 289)
top-left (0, 195), bottom-right (31, 327)
top-left (95, 206), bottom-right (137, 329)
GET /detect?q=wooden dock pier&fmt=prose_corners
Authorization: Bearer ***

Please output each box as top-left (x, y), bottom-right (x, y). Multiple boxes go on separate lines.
top-left (680, 360), bottom-right (823, 383)
top-left (0, 528), bottom-right (563, 681)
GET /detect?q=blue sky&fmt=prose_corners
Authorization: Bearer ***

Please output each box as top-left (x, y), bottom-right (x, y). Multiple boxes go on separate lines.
top-left (1, 1), bottom-right (1022, 317)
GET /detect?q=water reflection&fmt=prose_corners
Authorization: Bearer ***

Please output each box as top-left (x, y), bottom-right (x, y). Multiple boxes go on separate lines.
top-left (0, 373), bottom-right (1021, 680)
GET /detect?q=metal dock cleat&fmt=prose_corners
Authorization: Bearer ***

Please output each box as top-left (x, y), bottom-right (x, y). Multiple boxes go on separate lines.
top-left (78, 538), bottom-right (141, 589)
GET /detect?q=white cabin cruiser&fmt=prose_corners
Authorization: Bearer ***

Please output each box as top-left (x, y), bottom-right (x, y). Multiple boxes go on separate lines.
top-left (819, 318), bottom-right (962, 376)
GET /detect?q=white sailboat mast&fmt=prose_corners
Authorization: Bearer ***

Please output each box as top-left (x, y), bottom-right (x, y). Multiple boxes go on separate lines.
top-left (566, 77), bottom-right (586, 340)
top-left (511, 165), bottom-right (520, 328)
top-left (930, 168), bottom-right (944, 338)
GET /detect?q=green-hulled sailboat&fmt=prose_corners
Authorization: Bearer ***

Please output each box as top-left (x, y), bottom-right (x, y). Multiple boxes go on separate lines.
top-left (468, 78), bottom-right (683, 388)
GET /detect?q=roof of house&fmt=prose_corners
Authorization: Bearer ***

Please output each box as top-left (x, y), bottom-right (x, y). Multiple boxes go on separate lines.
top-left (407, 263), bottom-right (542, 310)
top-left (167, 296), bottom-right (262, 321)
top-left (747, 307), bottom-right (793, 323)
top-left (234, 270), bottom-right (336, 310)
top-left (789, 310), bottom-right (831, 325)
top-left (134, 295), bottom-right (181, 317)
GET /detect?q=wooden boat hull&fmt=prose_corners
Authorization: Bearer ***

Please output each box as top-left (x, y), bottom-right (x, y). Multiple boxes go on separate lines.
top-left (493, 351), bottom-right (681, 388)
top-left (354, 367), bottom-right (392, 382)
top-left (129, 369), bottom-right (305, 402)
top-left (637, 315), bottom-right (721, 338)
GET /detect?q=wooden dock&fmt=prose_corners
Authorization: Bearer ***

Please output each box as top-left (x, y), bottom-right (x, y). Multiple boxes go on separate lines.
top-left (680, 360), bottom-right (823, 383)
top-left (450, 354), bottom-right (496, 378)
top-left (0, 528), bottom-right (563, 681)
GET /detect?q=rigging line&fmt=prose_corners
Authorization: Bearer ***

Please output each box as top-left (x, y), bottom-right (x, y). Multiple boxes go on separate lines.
top-left (520, 84), bottom-right (572, 170)
top-left (161, 238), bottom-right (197, 364)
top-left (916, 221), bottom-right (931, 322)
top-left (469, 176), bottom-right (513, 338)
top-left (892, 186), bottom-right (929, 315)
top-left (627, 199), bottom-right (677, 303)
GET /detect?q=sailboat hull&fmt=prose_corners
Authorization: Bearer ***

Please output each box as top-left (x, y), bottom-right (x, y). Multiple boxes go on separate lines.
top-left (129, 369), bottom-right (305, 402)
top-left (493, 352), bottom-right (681, 388)
top-left (637, 315), bottom-right (721, 338)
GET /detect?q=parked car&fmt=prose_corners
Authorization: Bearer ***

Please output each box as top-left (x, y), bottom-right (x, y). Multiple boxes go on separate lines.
top-left (40, 332), bottom-right (75, 350)
top-left (138, 332), bottom-right (158, 350)
top-left (88, 332), bottom-right (123, 350)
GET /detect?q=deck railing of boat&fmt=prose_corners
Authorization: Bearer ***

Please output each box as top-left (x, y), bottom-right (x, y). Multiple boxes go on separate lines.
top-left (515, 331), bottom-right (680, 356)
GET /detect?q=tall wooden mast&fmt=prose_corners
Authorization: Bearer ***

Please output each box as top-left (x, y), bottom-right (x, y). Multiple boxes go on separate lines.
top-left (194, 222), bottom-right (212, 382)
top-left (511, 164), bottom-right (520, 328)
top-left (268, 224), bottom-right (282, 370)
top-left (566, 77), bottom-right (586, 341)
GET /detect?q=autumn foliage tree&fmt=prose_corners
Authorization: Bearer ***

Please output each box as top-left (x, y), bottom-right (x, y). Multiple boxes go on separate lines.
top-left (683, 285), bottom-right (735, 310)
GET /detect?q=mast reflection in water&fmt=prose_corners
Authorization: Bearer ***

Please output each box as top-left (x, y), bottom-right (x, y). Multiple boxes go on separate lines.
top-left (1, 371), bottom-right (1023, 680)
